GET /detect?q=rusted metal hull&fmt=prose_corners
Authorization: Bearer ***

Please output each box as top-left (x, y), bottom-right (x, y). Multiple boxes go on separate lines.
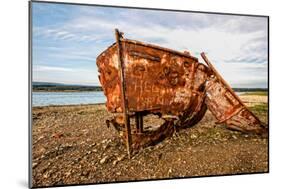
top-left (97, 39), bottom-right (208, 117)
top-left (201, 53), bottom-right (267, 134)
top-left (97, 29), bottom-right (267, 156)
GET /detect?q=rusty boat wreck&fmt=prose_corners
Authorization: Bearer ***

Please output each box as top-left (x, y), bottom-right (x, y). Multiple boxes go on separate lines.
top-left (96, 29), bottom-right (268, 158)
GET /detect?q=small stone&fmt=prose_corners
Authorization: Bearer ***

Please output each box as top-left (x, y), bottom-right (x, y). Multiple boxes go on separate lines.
top-left (74, 157), bottom-right (82, 163)
top-left (32, 162), bottom-right (38, 168)
top-left (92, 149), bottom-right (98, 153)
top-left (65, 171), bottom-right (71, 177)
top-left (113, 160), bottom-right (118, 165)
top-left (232, 135), bottom-right (237, 139)
top-left (82, 129), bottom-right (89, 134)
top-left (90, 143), bottom-right (96, 147)
top-left (103, 143), bottom-right (109, 150)
top-left (113, 154), bottom-right (126, 165)
top-left (81, 170), bottom-right (90, 176)
top-left (116, 172), bottom-right (121, 176)
top-left (43, 172), bottom-right (49, 179)
top-left (100, 156), bottom-right (108, 164)
top-left (192, 149), bottom-right (197, 153)
top-left (86, 138), bottom-right (91, 142)
top-left (156, 143), bottom-right (164, 149)
top-left (190, 134), bottom-right (197, 139)
top-left (117, 154), bottom-right (126, 161)
top-left (39, 147), bottom-right (46, 154)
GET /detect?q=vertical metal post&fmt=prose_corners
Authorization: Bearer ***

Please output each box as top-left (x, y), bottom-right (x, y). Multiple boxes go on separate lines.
top-left (115, 29), bottom-right (132, 158)
top-left (135, 113), bottom-right (140, 133)
top-left (135, 112), bottom-right (144, 133)
top-left (139, 113), bottom-right (144, 133)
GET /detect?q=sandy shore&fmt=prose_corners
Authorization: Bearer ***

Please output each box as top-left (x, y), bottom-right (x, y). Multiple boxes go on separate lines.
top-left (32, 95), bottom-right (268, 187)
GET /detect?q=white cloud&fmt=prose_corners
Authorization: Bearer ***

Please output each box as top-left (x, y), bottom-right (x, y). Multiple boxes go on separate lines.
top-left (33, 65), bottom-right (100, 86)
top-left (213, 62), bottom-right (268, 88)
top-left (33, 5), bottom-right (268, 88)
top-left (34, 65), bottom-right (74, 72)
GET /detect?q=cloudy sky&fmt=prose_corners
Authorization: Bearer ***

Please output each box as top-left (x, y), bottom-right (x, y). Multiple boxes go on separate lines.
top-left (32, 2), bottom-right (268, 88)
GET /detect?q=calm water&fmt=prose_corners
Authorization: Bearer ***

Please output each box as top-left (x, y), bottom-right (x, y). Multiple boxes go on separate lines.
top-left (32, 91), bottom-right (106, 107)
top-left (32, 91), bottom-right (246, 107)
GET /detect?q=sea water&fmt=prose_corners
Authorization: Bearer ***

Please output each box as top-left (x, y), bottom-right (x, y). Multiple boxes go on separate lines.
top-left (32, 91), bottom-right (106, 107)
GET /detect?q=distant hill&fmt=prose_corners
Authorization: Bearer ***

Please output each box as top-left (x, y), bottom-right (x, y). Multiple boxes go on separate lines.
top-left (32, 82), bottom-right (267, 93)
top-left (32, 82), bottom-right (69, 86)
top-left (232, 88), bottom-right (268, 92)
top-left (32, 82), bottom-right (103, 92)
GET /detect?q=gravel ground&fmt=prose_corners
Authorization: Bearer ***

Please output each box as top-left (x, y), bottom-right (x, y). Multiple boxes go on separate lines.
top-left (32, 95), bottom-right (268, 187)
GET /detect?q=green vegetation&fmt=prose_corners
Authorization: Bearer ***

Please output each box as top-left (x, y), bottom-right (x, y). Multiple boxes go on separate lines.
top-left (32, 82), bottom-right (103, 92)
top-left (33, 84), bottom-right (103, 92)
top-left (233, 88), bottom-right (268, 92)
top-left (241, 91), bottom-right (268, 96)
top-left (249, 103), bottom-right (268, 114)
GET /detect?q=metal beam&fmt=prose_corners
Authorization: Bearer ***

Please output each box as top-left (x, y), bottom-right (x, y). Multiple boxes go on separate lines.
top-left (115, 29), bottom-right (132, 158)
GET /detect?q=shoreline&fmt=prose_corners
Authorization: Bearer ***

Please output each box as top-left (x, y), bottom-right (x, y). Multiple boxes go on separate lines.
top-left (32, 103), bottom-right (106, 109)
top-left (33, 90), bottom-right (104, 93)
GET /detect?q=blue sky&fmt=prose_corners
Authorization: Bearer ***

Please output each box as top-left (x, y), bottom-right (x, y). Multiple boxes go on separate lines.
top-left (32, 2), bottom-right (268, 88)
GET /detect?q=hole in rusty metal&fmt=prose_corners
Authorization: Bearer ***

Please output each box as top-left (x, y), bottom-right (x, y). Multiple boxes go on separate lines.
top-left (142, 115), bottom-right (165, 132)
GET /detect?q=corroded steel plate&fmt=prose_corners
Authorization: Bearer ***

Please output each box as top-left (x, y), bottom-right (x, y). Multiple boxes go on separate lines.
top-left (97, 39), bottom-right (208, 116)
top-left (201, 53), bottom-right (267, 134)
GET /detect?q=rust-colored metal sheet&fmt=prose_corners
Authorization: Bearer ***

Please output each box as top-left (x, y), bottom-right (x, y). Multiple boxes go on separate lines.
top-left (97, 34), bottom-right (208, 117)
top-left (201, 53), bottom-right (267, 134)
